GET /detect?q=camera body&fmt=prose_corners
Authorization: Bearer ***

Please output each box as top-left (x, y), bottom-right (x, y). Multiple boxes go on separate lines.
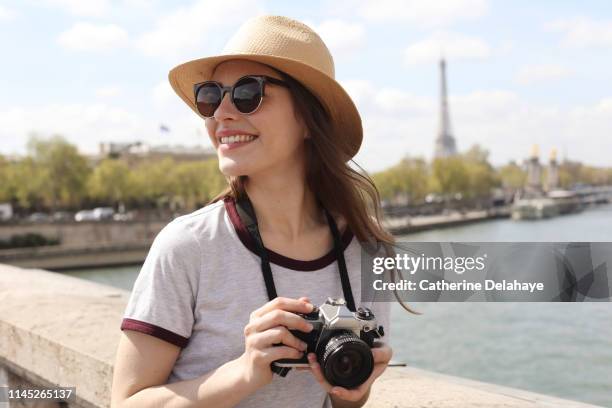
top-left (272, 298), bottom-right (384, 388)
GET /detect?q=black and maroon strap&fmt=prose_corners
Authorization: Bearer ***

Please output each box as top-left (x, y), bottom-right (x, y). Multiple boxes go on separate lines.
top-left (235, 194), bottom-right (355, 311)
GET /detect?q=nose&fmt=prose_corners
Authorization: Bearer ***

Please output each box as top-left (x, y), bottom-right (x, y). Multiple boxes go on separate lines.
top-left (212, 91), bottom-right (240, 121)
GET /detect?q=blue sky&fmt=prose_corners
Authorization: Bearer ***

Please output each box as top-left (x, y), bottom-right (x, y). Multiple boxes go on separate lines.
top-left (1, 0), bottom-right (611, 172)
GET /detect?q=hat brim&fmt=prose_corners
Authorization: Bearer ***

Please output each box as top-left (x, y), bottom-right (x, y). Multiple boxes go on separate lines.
top-left (168, 54), bottom-right (362, 159)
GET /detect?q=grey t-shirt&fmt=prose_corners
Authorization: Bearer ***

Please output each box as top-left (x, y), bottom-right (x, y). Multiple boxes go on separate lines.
top-left (121, 197), bottom-right (391, 408)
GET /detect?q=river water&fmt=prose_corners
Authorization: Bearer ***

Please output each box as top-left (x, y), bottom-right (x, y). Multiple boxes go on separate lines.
top-left (63, 204), bottom-right (612, 407)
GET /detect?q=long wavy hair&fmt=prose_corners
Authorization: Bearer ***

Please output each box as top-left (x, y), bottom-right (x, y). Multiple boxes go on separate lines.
top-left (209, 66), bottom-right (416, 313)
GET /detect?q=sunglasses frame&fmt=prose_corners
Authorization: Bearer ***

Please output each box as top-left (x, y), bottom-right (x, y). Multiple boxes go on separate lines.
top-left (193, 75), bottom-right (289, 118)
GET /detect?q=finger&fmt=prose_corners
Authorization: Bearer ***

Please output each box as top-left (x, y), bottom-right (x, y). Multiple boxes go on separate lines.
top-left (307, 353), bottom-right (333, 393)
top-left (329, 352), bottom-right (391, 401)
top-left (330, 384), bottom-right (369, 402)
top-left (371, 360), bottom-right (390, 379)
top-left (249, 326), bottom-right (308, 351)
top-left (252, 309), bottom-right (314, 333)
top-left (371, 345), bottom-right (393, 364)
top-left (260, 345), bottom-right (304, 364)
top-left (329, 370), bottom-right (378, 401)
top-left (251, 297), bottom-right (313, 318)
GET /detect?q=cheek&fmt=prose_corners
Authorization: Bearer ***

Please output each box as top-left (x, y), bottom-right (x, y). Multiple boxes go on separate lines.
top-left (254, 110), bottom-right (304, 151)
top-left (205, 120), bottom-right (217, 146)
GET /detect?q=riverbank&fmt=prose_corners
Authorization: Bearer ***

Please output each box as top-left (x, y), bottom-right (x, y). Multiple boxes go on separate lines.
top-left (0, 264), bottom-right (601, 407)
top-left (0, 208), bottom-right (512, 270)
top-left (383, 207), bottom-right (510, 234)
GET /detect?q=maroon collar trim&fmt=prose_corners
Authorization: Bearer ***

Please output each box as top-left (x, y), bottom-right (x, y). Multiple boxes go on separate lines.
top-left (224, 196), bottom-right (354, 272)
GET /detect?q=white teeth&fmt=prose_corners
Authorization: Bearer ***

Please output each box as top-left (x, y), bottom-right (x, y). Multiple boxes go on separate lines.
top-left (220, 134), bottom-right (257, 144)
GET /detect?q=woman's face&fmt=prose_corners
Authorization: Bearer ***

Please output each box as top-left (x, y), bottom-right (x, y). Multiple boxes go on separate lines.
top-left (204, 60), bottom-right (307, 178)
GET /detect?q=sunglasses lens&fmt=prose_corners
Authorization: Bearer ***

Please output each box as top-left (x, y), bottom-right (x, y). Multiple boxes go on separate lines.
top-left (233, 77), bottom-right (262, 114)
top-left (196, 83), bottom-right (222, 117)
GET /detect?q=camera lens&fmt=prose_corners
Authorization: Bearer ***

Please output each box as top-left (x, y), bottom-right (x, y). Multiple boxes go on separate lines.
top-left (320, 331), bottom-right (374, 388)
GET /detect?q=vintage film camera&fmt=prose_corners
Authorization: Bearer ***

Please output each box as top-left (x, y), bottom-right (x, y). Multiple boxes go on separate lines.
top-left (272, 298), bottom-right (384, 388)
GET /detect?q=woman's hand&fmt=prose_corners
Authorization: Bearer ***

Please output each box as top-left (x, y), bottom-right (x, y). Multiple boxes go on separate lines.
top-left (237, 296), bottom-right (314, 392)
top-left (307, 342), bottom-right (392, 404)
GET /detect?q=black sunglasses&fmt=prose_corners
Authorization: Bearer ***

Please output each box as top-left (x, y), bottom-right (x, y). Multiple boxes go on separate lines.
top-left (193, 75), bottom-right (289, 118)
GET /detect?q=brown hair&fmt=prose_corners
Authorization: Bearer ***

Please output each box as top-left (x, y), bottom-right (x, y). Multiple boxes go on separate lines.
top-left (209, 67), bottom-right (417, 313)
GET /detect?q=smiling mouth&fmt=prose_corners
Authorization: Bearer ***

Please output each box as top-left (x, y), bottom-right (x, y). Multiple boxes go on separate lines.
top-left (219, 134), bottom-right (258, 145)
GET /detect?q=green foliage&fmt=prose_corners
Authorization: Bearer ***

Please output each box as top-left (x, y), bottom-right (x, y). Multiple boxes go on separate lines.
top-left (431, 156), bottom-right (469, 195)
top-left (88, 159), bottom-right (133, 203)
top-left (372, 157), bottom-right (429, 203)
top-left (1, 135), bottom-right (228, 211)
top-left (373, 144), bottom-right (501, 203)
top-left (26, 135), bottom-right (91, 209)
top-left (460, 145), bottom-right (500, 199)
top-left (0, 155), bottom-right (10, 202)
top-left (4, 136), bottom-right (612, 212)
top-left (0, 233), bottom-right (60, 249)
top-left (498, 161), bottom-right (526, 189)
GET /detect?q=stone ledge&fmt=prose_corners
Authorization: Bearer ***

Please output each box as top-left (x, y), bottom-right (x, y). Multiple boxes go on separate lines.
top-left (0, 264), bottom-right (603, 408)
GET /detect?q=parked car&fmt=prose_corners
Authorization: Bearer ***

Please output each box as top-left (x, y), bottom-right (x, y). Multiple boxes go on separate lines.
top-left (0, 203), bottom-right (13, 221)
top-left (52, 211), bottom-right (72, 222)
top-left (74, 210), bottom-right (96, 222)
top-left (113, 212), bottom-right (134, 221)
top-left (27, 212), bottom-right (50, 223)
top-left (93, 207), bottom-right (115, 220)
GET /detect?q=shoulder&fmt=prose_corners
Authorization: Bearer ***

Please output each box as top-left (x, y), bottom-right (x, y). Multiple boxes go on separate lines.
top-left (151, 200), bottom-right (227, 254)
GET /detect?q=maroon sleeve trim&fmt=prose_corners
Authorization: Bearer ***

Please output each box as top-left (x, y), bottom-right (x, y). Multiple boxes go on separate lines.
top-left (120, 318), bottom-right (190, 348)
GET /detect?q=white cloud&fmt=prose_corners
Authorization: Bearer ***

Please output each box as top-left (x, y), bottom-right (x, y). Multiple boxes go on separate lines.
top-left (404, 31), bottom-right (491, 65)
top-left (515, 64), bottom-right (575, 85)
top-left (57, 22), bottom-right (129, 52)
top-left (135, 0), bottom-right (263, 59)
top-left (0, 5), bottom-right (16, 20)
top-left (152, 80), bottom-right (176, 109)
top-left (545, 17), bottom-right (612, 48)
top-left (0, 104), bottom-right (144, 155)
top-left (95, 86), bottom-right (122, 98)
top-left (344, 79), bottom-right (612, 171)
top-left (358, 0), bottom-right (488, 27)
top-left (43, 0), bottom-right (112, 17)
top-left (310, 19), bottom-right (366, 59)
top-left (0, 102), bottom-right (208, 156)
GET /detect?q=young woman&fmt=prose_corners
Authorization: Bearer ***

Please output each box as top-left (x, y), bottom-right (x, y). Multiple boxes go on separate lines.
top-left (111, 15), bottom-right (397, 408)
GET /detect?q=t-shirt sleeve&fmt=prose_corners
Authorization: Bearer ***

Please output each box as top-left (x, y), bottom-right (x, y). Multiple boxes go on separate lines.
top-left (120, 220), bottom-right (201, 348)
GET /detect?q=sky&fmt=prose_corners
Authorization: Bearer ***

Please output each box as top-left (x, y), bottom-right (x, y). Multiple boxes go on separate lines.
top-left (1, 0), bottom-right (611, 172)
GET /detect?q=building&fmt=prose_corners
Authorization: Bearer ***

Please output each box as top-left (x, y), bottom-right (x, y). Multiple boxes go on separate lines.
top-left (433, 58), bottom-right (458, 159)
top-left (97, 142), bottom-right (216, 167)
top-left (546, 148), bottom-right (559, 191)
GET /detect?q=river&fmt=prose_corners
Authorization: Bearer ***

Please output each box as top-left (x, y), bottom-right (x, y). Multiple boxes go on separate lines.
top-left (63, 204), bottom-right (612, 407)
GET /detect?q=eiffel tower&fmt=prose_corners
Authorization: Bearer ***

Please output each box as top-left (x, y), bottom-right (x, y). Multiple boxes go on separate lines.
top-left (433, 58), bottom-right (458, 158)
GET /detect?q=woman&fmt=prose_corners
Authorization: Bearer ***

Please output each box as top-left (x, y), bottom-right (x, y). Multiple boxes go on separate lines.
top-left (111, 15), bottom-right (396, 408)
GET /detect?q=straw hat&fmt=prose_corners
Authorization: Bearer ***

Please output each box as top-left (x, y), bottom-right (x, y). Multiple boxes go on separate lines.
top-left (168, 15), bottom-right (362, 159)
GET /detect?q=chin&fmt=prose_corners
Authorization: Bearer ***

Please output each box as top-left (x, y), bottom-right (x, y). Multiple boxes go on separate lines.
top-left (218, 159), bottom-right (252, 178)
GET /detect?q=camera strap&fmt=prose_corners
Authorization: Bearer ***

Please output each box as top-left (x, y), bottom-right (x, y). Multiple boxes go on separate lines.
top-left (235, 194), bottom-right (356, 312)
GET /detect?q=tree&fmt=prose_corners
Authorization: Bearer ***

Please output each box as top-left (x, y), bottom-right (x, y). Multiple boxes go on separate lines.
top-left (88, 159), bottom-right (133, 206)
top-left (498, 161), bottom-right (526, 190)
top-left (8, 157), bottom-right (46, 210)
top-left (27, 135), bottom-right (90, 209)
top-left (372, 157), bottom-right (429, 204)
top-left (0, 155), bottom-right (10, 202)
top-left (431, 156), bottom-right (469, 197)
top-left (461, 145), bottom-right (499, 199)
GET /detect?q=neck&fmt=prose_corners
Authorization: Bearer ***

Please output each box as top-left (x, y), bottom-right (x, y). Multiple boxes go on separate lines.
top-left (243, 168), bottom-right (323, 241)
